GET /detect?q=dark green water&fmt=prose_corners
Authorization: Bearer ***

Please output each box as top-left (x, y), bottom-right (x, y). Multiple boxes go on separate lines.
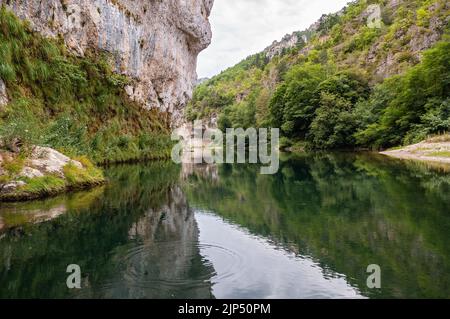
top-left (0, 153), bottom-right (449, 299)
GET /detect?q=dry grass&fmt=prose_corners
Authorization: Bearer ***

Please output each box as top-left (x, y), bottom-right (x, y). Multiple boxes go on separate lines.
top-left (425, 134), bottom-right (450, 143)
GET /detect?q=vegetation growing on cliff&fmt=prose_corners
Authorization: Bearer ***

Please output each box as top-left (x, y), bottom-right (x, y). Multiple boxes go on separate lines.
top-left (187, 0), bottom-right (449, 150)
top-left (0, 6), bottom-right (172, 164)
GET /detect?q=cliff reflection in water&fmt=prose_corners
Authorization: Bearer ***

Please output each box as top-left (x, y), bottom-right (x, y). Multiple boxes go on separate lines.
top-left (0, 162), bottom-right (214, 299)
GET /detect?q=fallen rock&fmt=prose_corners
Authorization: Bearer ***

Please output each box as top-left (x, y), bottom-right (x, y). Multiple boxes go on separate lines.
top-left (30, 146), bottom-right (83, 177)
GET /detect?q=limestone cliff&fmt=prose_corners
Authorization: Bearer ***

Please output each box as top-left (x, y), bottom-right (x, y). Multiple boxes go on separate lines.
top-left (0, 0), bottom-right (214, 124)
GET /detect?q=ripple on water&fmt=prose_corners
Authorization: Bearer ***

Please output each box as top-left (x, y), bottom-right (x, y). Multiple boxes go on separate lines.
top-left (102, 238), bottom-right (247, 293)
top-left (112, 240), bottom-right (215, 290)
top-left (197, 242), bottom-right (246, 282)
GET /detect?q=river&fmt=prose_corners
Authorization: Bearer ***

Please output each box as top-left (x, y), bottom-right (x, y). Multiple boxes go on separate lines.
top-left (0, 153), bottom-right (449, 298)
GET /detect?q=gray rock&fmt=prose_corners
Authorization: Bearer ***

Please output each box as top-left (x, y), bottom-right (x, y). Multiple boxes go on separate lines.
top-left (20, 167), bottom-right (45, 179)
top-left (30, 146), bottom-right (83, 177)
top-left (0, 78), bottom-right (7, 108)
top-left (2, 181), bottom-right (26, 191)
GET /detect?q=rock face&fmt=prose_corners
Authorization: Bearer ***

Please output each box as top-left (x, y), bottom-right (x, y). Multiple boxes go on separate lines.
top-left (263, 11), bottom-right (342, 59)
top-left (0, 78), bottom-right (7, 108)
top-left (265, 32), bottom-right (305, 59)
top-left (1, 0), bottom-right (214, 125)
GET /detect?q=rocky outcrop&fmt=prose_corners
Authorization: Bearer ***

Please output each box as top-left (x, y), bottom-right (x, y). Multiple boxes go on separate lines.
top-left (0, 0), bottom-right (214, 125)
top-left (374, 0), bottom-right (448, 78)
top-left (0, 78), bottom-right (7, 108)
top-left (263, 10), bottom-right (344, 60)
top-left (265, 32), bottom-right (305, 59)
top-left (0, 146), bottom-right (83, 184)
top-left (29, 146), bottom-right (83, 177)
top-left (0, 146), bottom-right (103, 201)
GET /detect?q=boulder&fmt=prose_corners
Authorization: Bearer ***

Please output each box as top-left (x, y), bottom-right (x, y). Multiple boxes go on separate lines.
top-left (30, 146), bottom-right (83, 177)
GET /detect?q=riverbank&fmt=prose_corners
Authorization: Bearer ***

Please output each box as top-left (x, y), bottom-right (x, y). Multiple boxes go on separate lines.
top-left (380, 135), bottom-right (450, 165)
top-left (0, 147), bottom-right (105, 202)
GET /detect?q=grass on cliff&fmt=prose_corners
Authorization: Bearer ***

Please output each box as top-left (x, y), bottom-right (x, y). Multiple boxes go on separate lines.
top-left (0, 6), bottom-right (173, 164)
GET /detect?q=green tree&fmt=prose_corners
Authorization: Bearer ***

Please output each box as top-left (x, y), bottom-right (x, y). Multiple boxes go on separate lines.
top-left (310, 92), bottom-right (358, 149)
top-left (356, 41), bottom-right (450, 148)
top-left (271, 63), bottom-right (327, 138)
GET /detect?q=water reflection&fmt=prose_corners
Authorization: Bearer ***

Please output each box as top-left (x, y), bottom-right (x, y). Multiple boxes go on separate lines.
top-left (0, 153), bottom-right (449, 299)
top-left (184, 153), bottom-right (450, 299)
top-left (0, 162), bottom-right (214, 299)
top-left (196, 211), bottom-right (363, 299)
top-left (79, 185), bottom-right (214, 299)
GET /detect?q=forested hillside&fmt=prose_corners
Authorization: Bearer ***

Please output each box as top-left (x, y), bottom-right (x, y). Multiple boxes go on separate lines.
top-left (187, 0), bottom-right (449, 150)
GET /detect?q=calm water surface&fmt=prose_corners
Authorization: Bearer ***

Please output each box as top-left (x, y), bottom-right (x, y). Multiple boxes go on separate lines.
top-left (0, 153), bottom-right (449, 298)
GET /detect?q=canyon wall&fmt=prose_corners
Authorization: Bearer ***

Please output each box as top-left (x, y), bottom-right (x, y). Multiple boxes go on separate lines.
top-left (0, 0), bottom-right (214, 124)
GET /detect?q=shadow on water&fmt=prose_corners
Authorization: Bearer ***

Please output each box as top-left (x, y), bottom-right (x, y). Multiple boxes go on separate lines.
top-left (0, 153), bottom-right (449, 298)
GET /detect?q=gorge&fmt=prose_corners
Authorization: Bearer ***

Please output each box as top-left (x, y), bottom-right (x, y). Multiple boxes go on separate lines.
top-left (0, 0), bottom-right (450, 301)
top-left (0, 0), bottom-right (214, 200)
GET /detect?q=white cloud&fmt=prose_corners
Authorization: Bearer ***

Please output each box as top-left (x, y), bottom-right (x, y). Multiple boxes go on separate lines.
top-left (197, 0), bottom-right (350, 78)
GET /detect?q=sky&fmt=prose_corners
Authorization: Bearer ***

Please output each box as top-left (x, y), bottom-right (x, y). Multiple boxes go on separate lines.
top-left (197, 0), bottom-right (350, 78)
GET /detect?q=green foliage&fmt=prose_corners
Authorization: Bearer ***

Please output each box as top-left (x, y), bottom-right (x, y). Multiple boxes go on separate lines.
top-left (427, 151), bottom-right (450, 158)
top-left (309, 93), bottom-right (358, 149)
top-left (344, 27), bottom-right (381, 53)
top-left (3, 156), bottom-right (25, 175)
top-left (273, 64), bottom-right (328, 138)
top-left (317, 13), bottom-right (342, 35)
top-left (0, 6), bottom-right (171, 164)
top-left (18, 175), bottom-right (66, 195)
top-left (356, 41), bottom-right (450, 148)
top-left (188, 0), bottom-right (448, 151)
top-left (269, 68), bottom-right (370, 148)
top-left (63, 162), bottom-right (104, 186)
